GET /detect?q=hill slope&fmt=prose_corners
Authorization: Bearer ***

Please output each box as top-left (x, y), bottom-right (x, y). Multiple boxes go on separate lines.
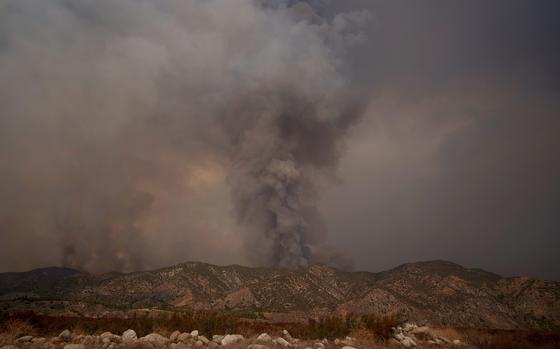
top-left (1, 260), bottom-right (559, 331)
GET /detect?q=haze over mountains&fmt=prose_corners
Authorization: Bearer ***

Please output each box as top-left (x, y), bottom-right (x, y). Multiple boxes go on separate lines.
top-left (1, 260), bottom-right (558, 332)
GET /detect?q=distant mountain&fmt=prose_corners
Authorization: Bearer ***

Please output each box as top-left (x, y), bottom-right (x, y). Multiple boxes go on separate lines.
top-left (1, 260), bottom-right (559, 331)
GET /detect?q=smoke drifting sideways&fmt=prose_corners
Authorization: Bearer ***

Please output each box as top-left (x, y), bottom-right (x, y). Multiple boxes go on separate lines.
top-left (0, 0), bottom-right (370, 272)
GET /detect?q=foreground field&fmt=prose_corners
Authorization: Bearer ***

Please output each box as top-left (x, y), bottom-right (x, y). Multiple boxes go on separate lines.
top-left (1, 313), bottom-right (559, 349)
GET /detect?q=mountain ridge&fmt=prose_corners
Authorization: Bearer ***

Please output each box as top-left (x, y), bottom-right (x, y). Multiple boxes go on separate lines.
top-left (1, 260), bottom-right (559, 332)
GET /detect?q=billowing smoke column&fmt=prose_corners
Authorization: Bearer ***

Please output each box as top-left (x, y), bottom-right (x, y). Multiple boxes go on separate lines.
top-left (223, 2), bottom-right (370, 268)
top-left (228, 93), bottom-right (365, 268)
top-left (0, 0), bottom-right (369, 272)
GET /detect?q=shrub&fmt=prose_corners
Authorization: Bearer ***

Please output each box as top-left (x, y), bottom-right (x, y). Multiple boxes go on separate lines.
top-left (361, 313), bottom-right (402, 340)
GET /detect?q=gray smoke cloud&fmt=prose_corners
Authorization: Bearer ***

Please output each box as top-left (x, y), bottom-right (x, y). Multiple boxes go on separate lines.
top-left (228, 92), bottom-right (365, 268)
top-left (0, 0), bottom-right (368, 272)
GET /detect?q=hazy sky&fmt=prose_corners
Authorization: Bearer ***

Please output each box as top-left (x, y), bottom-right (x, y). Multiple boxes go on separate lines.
top-left (0, 0), bottom-right (559, 280)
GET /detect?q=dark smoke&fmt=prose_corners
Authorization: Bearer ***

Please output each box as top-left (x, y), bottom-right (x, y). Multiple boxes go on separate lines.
top-left (0, 0), bottom-right (369, 272)
top-left (228, 92), bottom-right (364, 268)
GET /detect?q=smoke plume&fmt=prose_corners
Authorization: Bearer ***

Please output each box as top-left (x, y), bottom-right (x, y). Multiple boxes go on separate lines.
top-left (0, 0), bottom-right (368, 272)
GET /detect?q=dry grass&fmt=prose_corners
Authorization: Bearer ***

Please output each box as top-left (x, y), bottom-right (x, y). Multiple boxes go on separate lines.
top-left (458, 328), bottom-right (560, 349)
top-left (0, 311), bottom-right (238, 338)
top-left (350, 327), bottom-right (375, 341)
top-left (2, 318), bottom-right (36, 340)
top-left (2, 311), bottom-right (560, 349)
top-left (361, 313), bottom-right (402, 340)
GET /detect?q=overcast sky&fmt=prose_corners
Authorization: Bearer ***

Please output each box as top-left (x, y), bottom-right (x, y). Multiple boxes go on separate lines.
top-left (0, 0), bottom-right (559, 280)
top-left (322, 0), bottom-right (560, 280)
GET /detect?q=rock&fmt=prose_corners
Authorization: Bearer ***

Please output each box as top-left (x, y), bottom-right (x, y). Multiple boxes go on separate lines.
top-left (400, 336), bottom-right (417, 348)
top-left (99, 332), bottom-right (121, 343)
top-left (16, 335), bottom-right (33, 343)
top-left (403, 323), bottom-right (418, 333)
top-left (32, 337), bottom-right (46, 344)
top-left (122, 329), bottom-right (137, 342)
top-left (272, 337), bottom-right (291, 347)
top-left (198, 335), bottom-right (210, 344)
top-left (411, 326), bottom-right (430, 334)
top-left (178, 332), bottom-right (190, 342)
top-left (248, 345), bottom-right (269, 349)
top-left (59, 330), bottom-right (72, 341)
top-left (63, 345), bottom-right (85, 349)
top-left (313, 342), bottom-right (325, 349)
top-left (395, 333), bottom-right (405, 341)
top-left (208, 342), bottom-right (219, 348)
top-left (170, 331), bottom-right (181, 342)
top-left (341, 336), bottom-right (356, 346)
top-left (195, 340), bottom-right (203, 347)
top-left (256, 333), bottom-right (272, 342)
top-left (341, 347), bottom-right (357, 349)
top-left (141, 333), bottom-right (170, 346)
top-left (221, 334), bottom-right (244, 346)
top-left (282, 330), bottom-right (295, 342)
top-left (453, 339), bottom-right (462, 345)
top-left (190, 330), bottom-right (199, 337)
top-left (171, 343), bottom-right (189, 349)
top-left (212, 335), bottom-right (224, 343)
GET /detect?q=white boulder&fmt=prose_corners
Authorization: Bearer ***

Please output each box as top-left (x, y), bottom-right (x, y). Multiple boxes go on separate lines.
top-left (59, 330), bottom-right (72, 341)
top-left (32, 337), bottom-right (46, 345)
top-left (282, 330), bottom-right (295, 342)
top-left (141, 333), bottom-right (169, 346)
top-left (122, 329), bottom-right (137, 342)
top-left (401, 336), bottom-right (417, 347)
top-left (178, 332), bottom-right (190, 342)
top-left (15, 336), bottom-right (33, 343)
top-left (221, 334), bottom-right (244, 346)
top-left (272, 337), bottom-right (291, 347)
top-left (403, 323), bottom-right (418, 332)
top-left (256, 333), bottom-right (272, 342)
top-left (169, 330), bottom-right (181, 342)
